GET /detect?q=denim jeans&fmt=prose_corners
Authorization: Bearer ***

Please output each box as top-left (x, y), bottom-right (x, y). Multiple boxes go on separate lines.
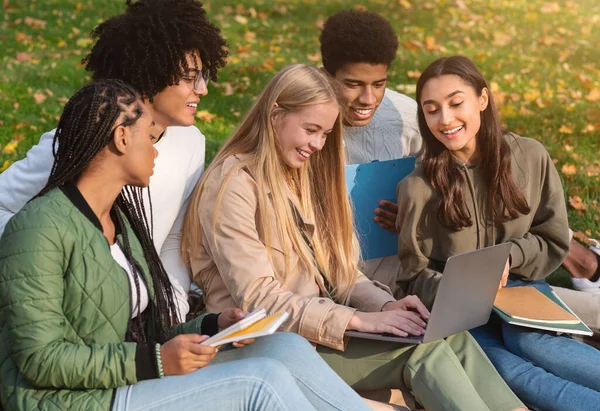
top-left (112, 332), bottom-right (370, 411)
top-left (471, 277), bottom-right (600, 411)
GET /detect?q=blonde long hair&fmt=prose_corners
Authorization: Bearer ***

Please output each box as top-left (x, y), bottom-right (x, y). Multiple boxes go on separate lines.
top-left (182, 64), bottom-right (360, 303)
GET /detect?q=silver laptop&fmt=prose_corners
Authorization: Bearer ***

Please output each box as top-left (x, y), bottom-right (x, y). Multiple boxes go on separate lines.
top-left (345, 243), bottom-right (512, 344)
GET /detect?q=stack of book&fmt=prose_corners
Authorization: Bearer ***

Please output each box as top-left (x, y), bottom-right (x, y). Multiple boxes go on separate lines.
top-left (494, 287), bottom-right (592, 336)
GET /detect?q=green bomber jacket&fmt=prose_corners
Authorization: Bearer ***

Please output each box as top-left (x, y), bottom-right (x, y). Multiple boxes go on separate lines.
top-left (0, 186), bottom-right (217, 411)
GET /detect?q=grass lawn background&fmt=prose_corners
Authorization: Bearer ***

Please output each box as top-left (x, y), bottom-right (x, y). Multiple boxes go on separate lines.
top-left (1, 0), bottom-right (599, 285)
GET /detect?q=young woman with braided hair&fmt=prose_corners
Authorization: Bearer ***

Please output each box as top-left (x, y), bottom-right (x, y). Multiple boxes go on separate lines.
top-left (0, 79), bottom-right (373, 411)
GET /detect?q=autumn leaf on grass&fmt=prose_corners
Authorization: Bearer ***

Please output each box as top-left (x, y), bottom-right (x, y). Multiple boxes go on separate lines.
top-left (585, 88), bottom-right (600, 102)
top-left (24, 16), bottom-right (47, 29)
top-left (540, 2), bottom-right (561, 13)
top-left (561, 163), bottom-right (577, 175)
top-left (2, 140), bottom-right (19, 155)
top-left (558, 124), bottom-right (574, 134)
top-left (0, 160), bottom-right (13, 173)
top-left (33, 92), bottom-right (46, 104)
top-left (396, 84), bottom-right (416, 94)
top-left (586, 162), bottom-right (600, 176)
top-left (523, 89), bottom-right (540, 102)
top-left (218, 82), bottom-right (235, 96)
top-left (402, 40), bottom-right (424, 52)
top-left (398, 0), bottom-right (412, 9)
top-left (234, 15), bottom-right (248, 25)
top-left (582, 124), bottom-right (595, 134)
top-left (492, 32), bottom-right (512, 47)
top-left (407, 70), bottom-right (421, 79)
top-left (306, 53), bottom-right (320, 62)
top-left (196, 110), bottom-right (216, 123)
top-left (569, 195), bottom-right (587, 212)
top-left (425, 36), bottom-right (436, 51)
top-left (76, 38), bottom-right (93, 48)
top-left (16, 52), bottom-right (32, 62)
top-left (15, 32), bottom-right (29, 43)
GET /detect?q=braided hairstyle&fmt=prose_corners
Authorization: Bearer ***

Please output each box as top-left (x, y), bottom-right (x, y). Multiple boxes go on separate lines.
top-left (82, 0), bottom-right (228, 101)
top-left (36, 79), bottom-right (178, 343)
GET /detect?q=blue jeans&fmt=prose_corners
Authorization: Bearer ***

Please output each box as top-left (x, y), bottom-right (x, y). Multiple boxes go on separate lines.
top-left (112, 332), bottom-right (370, 411)
top-left (471, 277), bottom-right (600, 411)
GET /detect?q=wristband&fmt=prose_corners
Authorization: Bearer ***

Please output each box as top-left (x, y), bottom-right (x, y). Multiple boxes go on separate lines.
top-left (155, 343), bottom-right (165, 379)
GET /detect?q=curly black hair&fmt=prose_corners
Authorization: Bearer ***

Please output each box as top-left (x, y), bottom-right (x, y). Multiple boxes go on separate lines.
top-left (82, 0), bottom-right (228, 101)
top-left (320, 10), bottom-right (398, 75)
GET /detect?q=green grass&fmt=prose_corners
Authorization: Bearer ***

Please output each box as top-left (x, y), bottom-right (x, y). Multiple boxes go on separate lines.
top-left (2, 0), bottom-right (599, 262)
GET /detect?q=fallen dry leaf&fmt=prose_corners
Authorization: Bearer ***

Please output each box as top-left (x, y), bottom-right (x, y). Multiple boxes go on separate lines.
top-left (561, 163), bottom-right (577, 175)
top-left (24, 16), bottom-right (47, 29)
top-left (306, 52), bottom-right (320, 62)
top-left (425, 36), bottom-right (436, 51)
top-left (15, 32), bottom-right (29, 43)
top-left (585, 88), bottom-right (600, 102)
top-left (33, 92), bottom-right (46, 104)
top-left (407, 70), bottom-right (421, 79)
top-left (16, 52), bottom-right (31, 62)
top-left (540, 2), bottom-right (560, 13)
top-left (569, 195), bottom-right (587, 211)
top-left (455, 0), bottom-right (468, 10)
top-left (2, 140), bottom-right (19, 155)
top-left (196, 110), bottom-right (217, 122)
top-left (398, 0), bottom-right (412, 9)
top-left (558, 125), bottom-right (574, 134)
top-left (402, 40), bottom-right (424, 51)
top-left (0, 160), bottom-right (13, 172)
top-left (220, 82), bottom-right (235, 96)
top-left (234, 15), bottom-right (248, 25)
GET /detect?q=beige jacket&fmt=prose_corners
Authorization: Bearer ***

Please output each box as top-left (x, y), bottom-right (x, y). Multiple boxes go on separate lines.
top-left (395, 134), bottom-right (570, 309)
top-left (189, 155), bottom-right (395, 350)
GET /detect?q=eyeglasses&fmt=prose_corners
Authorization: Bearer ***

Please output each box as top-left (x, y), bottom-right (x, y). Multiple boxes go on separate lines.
top-left (181, 68), bottom-right (210, 92)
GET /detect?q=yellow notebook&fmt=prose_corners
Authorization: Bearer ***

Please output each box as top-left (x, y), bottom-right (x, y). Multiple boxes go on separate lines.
top-left (494, 287), bottom-right (579, 324)
top-left (201, 308), bottom-right (289, 348)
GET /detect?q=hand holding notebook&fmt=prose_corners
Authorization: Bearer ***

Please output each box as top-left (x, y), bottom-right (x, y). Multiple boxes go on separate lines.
top-left (201, 308), bottom-right (289, 348)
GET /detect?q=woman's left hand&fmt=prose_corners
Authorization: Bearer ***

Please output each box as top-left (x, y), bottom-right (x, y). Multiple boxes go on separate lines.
top-left (217, 307), bottom-right (256, 348)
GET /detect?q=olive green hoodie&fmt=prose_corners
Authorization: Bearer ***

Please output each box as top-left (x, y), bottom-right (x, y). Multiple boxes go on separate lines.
top-left (395, 134), bottom-right (570, 309)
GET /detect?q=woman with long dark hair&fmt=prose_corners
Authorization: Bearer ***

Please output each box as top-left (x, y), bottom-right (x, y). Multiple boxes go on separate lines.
top-left (397, 55), bottom-right (600, 411)
top-left (0, 79), bottom-right (373, 411)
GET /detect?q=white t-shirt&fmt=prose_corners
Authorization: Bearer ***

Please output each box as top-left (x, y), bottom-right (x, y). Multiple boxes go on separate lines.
top-left (110, 242), bottom-right (149, 318)
top-left (343, 89), bottom-right (422, 297)
top-left (0, 126), bottom-right (205, 321)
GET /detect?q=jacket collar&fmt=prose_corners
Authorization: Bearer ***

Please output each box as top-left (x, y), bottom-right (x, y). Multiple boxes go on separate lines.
top-left (60, 183), bottom-right (122, 237)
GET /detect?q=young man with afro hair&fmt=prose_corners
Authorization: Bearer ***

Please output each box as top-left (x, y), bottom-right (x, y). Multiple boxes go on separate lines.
top-left (320, 9), bottom-right (421, 299)
top-left (0, 0), bottom-right (228, 321)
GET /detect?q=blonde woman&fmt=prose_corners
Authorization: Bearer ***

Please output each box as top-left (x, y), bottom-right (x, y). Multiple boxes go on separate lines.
top-left (182, 64), bottom-right (525, 411)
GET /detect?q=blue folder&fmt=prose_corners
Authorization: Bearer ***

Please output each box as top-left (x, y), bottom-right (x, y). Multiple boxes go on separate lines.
top-left (345, 157), bottom-right (416, 260)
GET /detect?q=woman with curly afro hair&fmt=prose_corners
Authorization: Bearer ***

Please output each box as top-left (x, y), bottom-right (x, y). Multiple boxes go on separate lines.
top-left (0, 0), bottom-right (226, 321)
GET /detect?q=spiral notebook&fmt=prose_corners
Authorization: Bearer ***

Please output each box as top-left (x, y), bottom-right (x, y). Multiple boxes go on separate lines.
top-left (200, 308), bottom-right (289, 348)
